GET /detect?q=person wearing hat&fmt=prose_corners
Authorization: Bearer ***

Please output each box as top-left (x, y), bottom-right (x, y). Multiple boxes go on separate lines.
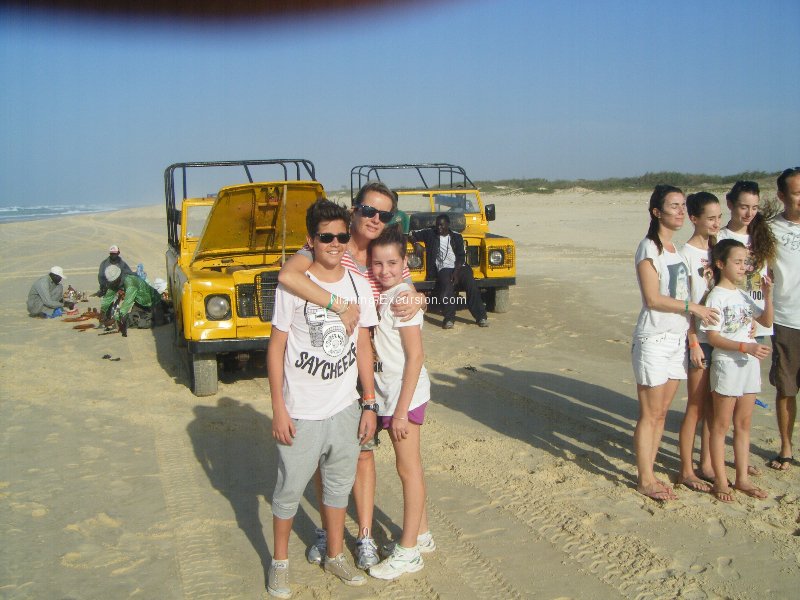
top-left (100, 264), bottom-right (161, 331)
top-left (98, 245), bottom-right (133, 295)
top-left (27, 266), bottom-right (67, 318)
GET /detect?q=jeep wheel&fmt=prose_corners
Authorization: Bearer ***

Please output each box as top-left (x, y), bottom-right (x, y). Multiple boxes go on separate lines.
top-left (191, 353), bottom-right (218, 396)
top-left (487, 287), bottom-right (510, 313)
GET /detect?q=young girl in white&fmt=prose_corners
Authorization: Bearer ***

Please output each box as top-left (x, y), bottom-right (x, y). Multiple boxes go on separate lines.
top-left (702, 239), bottom-right (773, 502)
top-left (632, 185), bottom-right (719, 502)
top-left (367, 225), bottom-right (434, 579)
top-left (677, 192), bottom-right (722, 492)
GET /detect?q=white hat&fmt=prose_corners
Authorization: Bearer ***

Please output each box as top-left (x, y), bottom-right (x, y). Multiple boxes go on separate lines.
top-left (109, 245), bottom-right (120, 254)
top-left (104, 264), bottom-right (122, 282)
top-left (153, 278), bottom-right (168, 294)
top-left (50, 266), bottom-right (65, 279)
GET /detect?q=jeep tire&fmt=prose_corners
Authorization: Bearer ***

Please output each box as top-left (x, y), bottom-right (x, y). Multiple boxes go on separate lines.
top-left (191, 353), bottom-right (218, 396)
top-left (487, 286), bottom-right (510, 313)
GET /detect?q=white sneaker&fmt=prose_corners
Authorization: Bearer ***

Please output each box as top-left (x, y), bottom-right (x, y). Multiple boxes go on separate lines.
top-left (369, 544), bottom-right (423, 580)
top-left (323, 553), bottom-right (366, 586)
top-left (355, 527), bottom-right (379, 570)
top-left (306, 527), bottom-right (327, 564)
top-left (381, 531), bottom-right (436, 557)
top-left (266, 559), bottom-right (291, 598)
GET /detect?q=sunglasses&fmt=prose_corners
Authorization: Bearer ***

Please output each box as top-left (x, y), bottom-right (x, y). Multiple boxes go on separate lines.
top-left (314, 232), bottom-right (351, 244)
top-left (356, 204), bottom-right (394, 223)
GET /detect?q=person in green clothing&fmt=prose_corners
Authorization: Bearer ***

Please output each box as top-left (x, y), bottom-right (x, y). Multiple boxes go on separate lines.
top-left (100, 264), bottom-right (161, 332)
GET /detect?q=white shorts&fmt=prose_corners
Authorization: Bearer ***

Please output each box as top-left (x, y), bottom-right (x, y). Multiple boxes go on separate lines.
top-left (631, 331), bottom-right (687, 387)
top-left (711, 357), bottom-right (761, 397)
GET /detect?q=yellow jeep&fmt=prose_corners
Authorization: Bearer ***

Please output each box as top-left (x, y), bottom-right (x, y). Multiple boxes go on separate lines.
top-left (165, 159), bottom-right (326, 395)
top-left (350, 163), bottom-right (515, 312)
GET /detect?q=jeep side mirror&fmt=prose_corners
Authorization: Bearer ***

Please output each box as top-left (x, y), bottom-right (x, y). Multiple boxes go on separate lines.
top-left (485, 203), bottom-right (496, 221)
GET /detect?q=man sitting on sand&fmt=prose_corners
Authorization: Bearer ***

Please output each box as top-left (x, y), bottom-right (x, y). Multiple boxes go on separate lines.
top-left (27, 266), bottom-right (68, 318)
top-left (101, 264), bottom-right (161, 331)
top-left (98, 245), bottom-right (133, 295)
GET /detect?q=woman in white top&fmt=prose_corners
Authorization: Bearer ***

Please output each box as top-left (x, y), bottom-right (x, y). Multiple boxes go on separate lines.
top-left (677, 192), bottom-right (721, 492)
top-left (632, 185), bottom-right (718, 501)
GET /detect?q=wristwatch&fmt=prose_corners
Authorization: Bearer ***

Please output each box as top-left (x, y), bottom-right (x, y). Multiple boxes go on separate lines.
top-left (361, 403), bottom-right (378, 413)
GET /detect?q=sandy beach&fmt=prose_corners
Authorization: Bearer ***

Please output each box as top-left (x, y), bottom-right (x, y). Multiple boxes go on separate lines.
top-left (1, 192), bottom-right (798, 600)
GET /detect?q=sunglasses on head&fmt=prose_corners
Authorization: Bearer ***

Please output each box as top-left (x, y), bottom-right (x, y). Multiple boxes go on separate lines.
top-left (356, 204), bottom-right (394, 223)
top-left (314, 232), bottom-right (351, 244)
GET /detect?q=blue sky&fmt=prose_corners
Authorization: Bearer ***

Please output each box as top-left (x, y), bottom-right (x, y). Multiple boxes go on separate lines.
top-left (1, 0), bottom-right (798, 208)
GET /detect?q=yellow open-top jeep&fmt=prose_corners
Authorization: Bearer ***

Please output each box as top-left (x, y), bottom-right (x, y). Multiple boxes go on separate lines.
top-left (350, 163), bottom-right (515, 312)
top-left (165, 159), bottom-right (326, 395)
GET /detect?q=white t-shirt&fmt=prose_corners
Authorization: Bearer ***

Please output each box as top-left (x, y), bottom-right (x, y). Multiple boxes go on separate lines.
top-left (271, 269), bottom-right (378, 420)
top-left (716, 228), bottom-right (772, 337)
top-left (679, 242), bottom-right (714, 343)
top-left (768, 214), bottom-right (800, 330)
top-left (701, 286), bottom-right (763, 363)
top-left (436, 235), bottom-right (456, 270)
top-left (374, 283), bottom-right (431, 417)
top-left (633, 238), bottom-right (690, 337)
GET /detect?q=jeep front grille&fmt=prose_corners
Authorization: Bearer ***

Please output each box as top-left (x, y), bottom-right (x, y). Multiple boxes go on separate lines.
top-left (235, 272), bottom-right (280, 321)
top-left (466, 244), bottom-right (479, 267)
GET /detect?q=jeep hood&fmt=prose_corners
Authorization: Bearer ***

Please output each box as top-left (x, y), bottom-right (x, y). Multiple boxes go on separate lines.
top-left (193, 181), bottom-right (323, 260)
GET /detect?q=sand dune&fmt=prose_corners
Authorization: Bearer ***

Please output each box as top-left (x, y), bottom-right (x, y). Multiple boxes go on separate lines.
top-left (1, 192), bottom-right (797, 599)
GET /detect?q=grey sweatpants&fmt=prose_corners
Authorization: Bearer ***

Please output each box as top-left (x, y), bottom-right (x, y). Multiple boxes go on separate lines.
top-left (272, 402), bottom-right (361, 519)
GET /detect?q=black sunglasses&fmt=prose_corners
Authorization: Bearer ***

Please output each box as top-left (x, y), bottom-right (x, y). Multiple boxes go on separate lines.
top-left (315, 232), bottom-right (351, 244)
top-left (356, 204), bottom-right (394, 223)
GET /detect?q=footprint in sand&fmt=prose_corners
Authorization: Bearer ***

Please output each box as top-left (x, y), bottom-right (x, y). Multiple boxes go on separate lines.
top-left (706, 517), bottom-right (727, 538)
top-left (716, 556), bottom-right (740, 579)
top-left (605, 339), bottom-right (627, 345)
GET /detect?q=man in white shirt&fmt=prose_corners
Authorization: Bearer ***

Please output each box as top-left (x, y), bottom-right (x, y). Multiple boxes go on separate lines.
top-left (768, 167), bottom-right (800, 470)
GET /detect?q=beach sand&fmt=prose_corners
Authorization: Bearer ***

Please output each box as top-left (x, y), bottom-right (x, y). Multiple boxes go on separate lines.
top-left (1, 192), bottom-right (798, 599)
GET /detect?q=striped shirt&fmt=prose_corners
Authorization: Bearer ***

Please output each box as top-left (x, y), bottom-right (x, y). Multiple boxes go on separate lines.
top-left (299, 244), bottom-right (411, 303)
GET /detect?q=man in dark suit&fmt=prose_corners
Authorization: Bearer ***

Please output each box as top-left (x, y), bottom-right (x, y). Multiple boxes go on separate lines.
top-left (411, 214), bottom-right (488, 329)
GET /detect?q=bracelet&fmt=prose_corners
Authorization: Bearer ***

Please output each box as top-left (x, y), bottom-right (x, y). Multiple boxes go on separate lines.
top-left (334, 300), bottom-right (349, 316)
top-left (684, 299), bottom-right (689, 313)
top-left (361, 394), bottom-right (375, 401)
top-left (394, 416), bottom-right (407, 421)
top-left (326, 294), bottom-right (336, 310)
top-left (739, 342), bottom-right (747, 354)
top-left (361, 403), bottom-right (378, 413)
top-left (688, 342), bottom-right (700, 349)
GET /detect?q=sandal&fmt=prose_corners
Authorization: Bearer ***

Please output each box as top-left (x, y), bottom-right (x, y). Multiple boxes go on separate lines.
top-left (638, 485), bottom-right (676, 502)
top-left (713, 487), bottom-right (735, 503)
top-left (733, 484), bottom-right (768, 499)
top-left (678, 477), bottom-right (711, 493)
top-left (769, 456), bottom-right (793, 471)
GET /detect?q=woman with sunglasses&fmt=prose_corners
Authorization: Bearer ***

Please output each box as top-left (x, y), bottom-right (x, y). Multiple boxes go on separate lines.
top-left (277, 181), bottom-right (426, 570)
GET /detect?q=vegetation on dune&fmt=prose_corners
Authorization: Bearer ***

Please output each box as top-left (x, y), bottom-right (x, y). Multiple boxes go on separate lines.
top-left (475, 171), bottom-right (782, 194)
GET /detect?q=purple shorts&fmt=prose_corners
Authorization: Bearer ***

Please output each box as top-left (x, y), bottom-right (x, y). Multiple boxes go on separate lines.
top-left (380, 402), bottom-right (428, 430)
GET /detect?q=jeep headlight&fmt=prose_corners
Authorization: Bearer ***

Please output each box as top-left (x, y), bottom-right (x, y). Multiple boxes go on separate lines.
top-left (407, 252), bottom-right (423, 269)
top-left (488, 249), bottom-right (505, 266)
top-left (205, 295), bottom-right (231, 320)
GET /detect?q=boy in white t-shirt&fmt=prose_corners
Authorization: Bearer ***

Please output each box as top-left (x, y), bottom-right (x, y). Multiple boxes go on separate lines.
top-left (266, 200), bottom-right (379, 598)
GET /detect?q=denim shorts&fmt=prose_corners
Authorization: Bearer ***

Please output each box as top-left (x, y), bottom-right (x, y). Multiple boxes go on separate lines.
top-left (688, 342), bottom-right (713, 370)
top-left (631, 331), bottom-right (687, 386)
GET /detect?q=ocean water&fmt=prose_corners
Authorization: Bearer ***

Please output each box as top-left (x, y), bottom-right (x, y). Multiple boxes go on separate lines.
top-left (0, 205), bottom-right (115, 224)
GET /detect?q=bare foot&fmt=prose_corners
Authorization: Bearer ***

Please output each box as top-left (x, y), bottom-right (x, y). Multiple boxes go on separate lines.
top-left (677, 476), bottom-right (712, 493)
top-left (637, 484), bottom-right (676, 502)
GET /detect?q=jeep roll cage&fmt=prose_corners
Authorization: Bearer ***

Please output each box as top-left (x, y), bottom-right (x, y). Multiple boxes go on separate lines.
top-left (165, 159), bottom-right (317, 249)
top-left (350, 163), bottom-right (477, 203)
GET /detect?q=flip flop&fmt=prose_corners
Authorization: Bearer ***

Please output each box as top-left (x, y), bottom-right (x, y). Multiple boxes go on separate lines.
top-left (678, 477), bottom-right (712, 493)
top-left (638, 485), bottom-right (676, 502)
top-left (733, 485), bottom-right (768, 499)
top-left (769, 456), bottom-right (793, 471)
top-left (713, 488), bottom-right (735, 503)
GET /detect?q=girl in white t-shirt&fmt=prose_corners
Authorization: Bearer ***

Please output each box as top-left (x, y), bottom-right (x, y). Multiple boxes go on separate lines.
top-left (702, 239), bottom-right (773, 503)
top-left (367, 225), bottom-right (433, 580)
top-left (717, 180), bottom-right (777, 342)
top-left (632, 185), bottom-right (719, 502)
top-left (677, 192), bottom-right (721, 492)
